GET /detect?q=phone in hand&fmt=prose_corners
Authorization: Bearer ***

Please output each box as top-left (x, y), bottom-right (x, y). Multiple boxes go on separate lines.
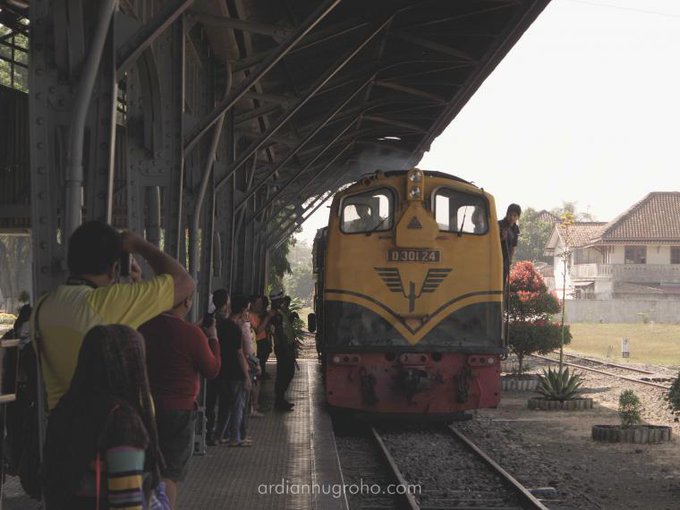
top-left (202, 312), bottom-right (215, 329)
top-left (119, 252), bottom-right (131, 278)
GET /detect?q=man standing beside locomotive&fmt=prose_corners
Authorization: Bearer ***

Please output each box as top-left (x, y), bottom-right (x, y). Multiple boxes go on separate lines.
top-left (498, 203), bottom-right (521, 287)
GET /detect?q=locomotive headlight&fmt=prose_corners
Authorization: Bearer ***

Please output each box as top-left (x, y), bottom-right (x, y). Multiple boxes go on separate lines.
top-left (332, 355), bottom-right (341, 364)
top-left (487, 357), bottom-right (496, 365)
top-left (407, 169), bottom-right (424, 201)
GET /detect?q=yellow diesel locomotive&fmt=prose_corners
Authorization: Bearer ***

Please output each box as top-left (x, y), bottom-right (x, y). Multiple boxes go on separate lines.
top-left (312, 168), bottom-right (505, 417)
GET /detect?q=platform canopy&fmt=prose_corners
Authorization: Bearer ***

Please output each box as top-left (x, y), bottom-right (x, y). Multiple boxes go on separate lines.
top-left (187, 0), bottom-right (551, 207)
top-left (0, 0), bottom-right (551, 295)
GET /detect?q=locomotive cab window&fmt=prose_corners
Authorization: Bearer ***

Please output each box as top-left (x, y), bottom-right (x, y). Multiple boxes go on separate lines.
top-left (341, 189), bottom-right (394, 234)
top-left (434, 189), bottom-right (488, 234)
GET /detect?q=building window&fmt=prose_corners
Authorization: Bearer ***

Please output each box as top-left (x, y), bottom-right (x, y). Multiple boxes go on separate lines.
top-left (624, 246), bottom-right (646, 264)
top-left (0, 18), bottom-right (29, 93)
top-left (672, 247), bottom-right (680, 265)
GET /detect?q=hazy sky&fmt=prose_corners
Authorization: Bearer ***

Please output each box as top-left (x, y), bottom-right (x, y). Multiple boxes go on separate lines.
top-left (298, 0), bottom-right (680, 244)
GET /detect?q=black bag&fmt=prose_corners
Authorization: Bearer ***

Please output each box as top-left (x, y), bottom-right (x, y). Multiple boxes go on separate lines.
top-left (1, 319), bottom-right (41, 499)
top-left (18, 402), bottom-right (42, 499)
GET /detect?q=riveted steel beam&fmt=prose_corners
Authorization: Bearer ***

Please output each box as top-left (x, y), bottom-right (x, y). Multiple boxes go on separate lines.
top-left (391, 32), bottom-right (476, 64)
top-left (190, 13), bottom-right (294, 39)
top-left (271, 186), bottom-right (338, 250)
top-left (116, 0), bottom-right (194, 80)
top-left (403, 3), bottom-right (517, 30)
top-left (265, 168), bottom-right (346, 243)
top-left (374, 80), bottom-right (447, 104)
top-left (269, 141), bottom-right (355, 206)
top-left (271, 142), bottom-right (354, 215)
top-left (288, 18), bottom-right (369, 54)
top-left (362, 115), bottom-right (427, 134)
top-left (214, 17), bottom-right (390, 193)
top-left (234, 76), bottom-right (373, 209)
top-left (29, 1), bottom-right (65, 292)
top-left (243, 91), bottom-right (294, 106)
top-left (235, 103), bottom-right (282, 126)
top-left (184, 0), bottom-right (342, 153)
top-left (64, 0), bottom-right (117, 239)
top-left (249, 128), bottom-right (356, 220)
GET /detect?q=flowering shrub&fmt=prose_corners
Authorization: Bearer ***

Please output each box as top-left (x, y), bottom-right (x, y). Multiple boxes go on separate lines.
top-left (507, 261), bottom-right (571, 374)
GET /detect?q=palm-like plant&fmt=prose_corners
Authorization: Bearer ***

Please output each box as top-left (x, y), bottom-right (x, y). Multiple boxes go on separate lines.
top-left (619, 390), bottom-right (642, 428)
top-left (536, 366), bottom-right (583, 401)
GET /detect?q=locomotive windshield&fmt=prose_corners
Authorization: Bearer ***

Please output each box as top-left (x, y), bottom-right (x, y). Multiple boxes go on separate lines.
top-left (434, 189), bottom-right (488, 234)
top-left (340, 188), bottom-right (394, 233)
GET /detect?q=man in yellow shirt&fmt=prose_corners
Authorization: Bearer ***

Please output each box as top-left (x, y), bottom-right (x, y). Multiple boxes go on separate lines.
top-left (33, 221), bottom-right (195, 410)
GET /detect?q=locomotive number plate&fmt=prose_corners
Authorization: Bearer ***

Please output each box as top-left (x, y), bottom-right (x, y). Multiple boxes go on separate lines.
top-left (388, 249), bottom-right (440, 263)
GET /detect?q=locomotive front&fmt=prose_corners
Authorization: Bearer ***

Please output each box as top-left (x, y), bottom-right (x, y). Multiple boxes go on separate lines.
top-left (317, 168), bottom-right (506, 417)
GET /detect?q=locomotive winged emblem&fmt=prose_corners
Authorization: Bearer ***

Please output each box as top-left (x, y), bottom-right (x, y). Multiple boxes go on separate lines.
top-left (374, 267), bottom-right (452, 312)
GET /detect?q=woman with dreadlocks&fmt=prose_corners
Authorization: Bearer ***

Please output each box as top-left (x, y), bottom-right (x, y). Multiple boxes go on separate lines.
top-left (42, 324), bottom-right (168, 509)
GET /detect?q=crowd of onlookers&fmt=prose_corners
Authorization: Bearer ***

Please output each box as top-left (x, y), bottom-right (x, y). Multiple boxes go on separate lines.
top-left (2, 221), bottom-right (302, 510)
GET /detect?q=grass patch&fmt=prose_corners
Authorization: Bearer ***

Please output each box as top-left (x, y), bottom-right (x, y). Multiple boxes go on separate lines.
top-left (566, 323), bottom-right (680, 367)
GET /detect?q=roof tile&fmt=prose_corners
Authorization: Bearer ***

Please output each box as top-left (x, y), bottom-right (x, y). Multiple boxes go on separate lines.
top-left (592, 192), bottom-right (680, 243)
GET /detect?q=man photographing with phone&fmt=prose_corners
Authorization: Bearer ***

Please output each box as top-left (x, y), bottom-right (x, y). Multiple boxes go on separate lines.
top-left (32, 220), bottom-right (195, 411)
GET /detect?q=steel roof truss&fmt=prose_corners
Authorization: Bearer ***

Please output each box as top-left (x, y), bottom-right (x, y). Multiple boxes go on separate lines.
top-left (215, 17), bottom-right (390, 192)
top-left (184, 0), bottom-right (342, 153)
top-left (252, 139), bottom-right (353, 222)
top-left (116, 0), bottom-right (194, 80)
top-left (189, 12), bottom-right (294, 40)
top-left (235, 76), bottom-right (373, 208)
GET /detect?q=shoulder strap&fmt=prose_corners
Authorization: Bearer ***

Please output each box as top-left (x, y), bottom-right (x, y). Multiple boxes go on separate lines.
top-left (32, 294), bottom-right (49, 359)
top-left (32, 294), bottom-right (51, 469)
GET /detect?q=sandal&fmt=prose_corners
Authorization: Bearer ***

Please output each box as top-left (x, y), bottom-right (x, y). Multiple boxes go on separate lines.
top-left (229, 440), bottom-right (253, 447)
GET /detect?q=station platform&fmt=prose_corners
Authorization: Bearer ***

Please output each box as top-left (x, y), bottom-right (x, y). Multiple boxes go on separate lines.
top-left (2, 359), bottom-right (348, 510)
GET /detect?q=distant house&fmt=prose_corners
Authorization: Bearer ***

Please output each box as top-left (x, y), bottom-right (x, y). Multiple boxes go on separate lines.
top-left (536, 210), bottom-right (561, 225)
top-left (544, 192), bottom-right (680, 301)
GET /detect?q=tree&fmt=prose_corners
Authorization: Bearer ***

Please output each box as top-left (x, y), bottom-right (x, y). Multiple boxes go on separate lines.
top-left (550, 201), bottom-right (596, 222)
top-left (0, 235), bottom-right (32, 312)
top-left (507, 260), bottom-right (571, 374)
top-left (513, 203), bottom-right (597, 265)
top-left (283, 238), bottom-right (314, 306)
top-left (268, 240), bottom-right (292, 292)
top-left (513, 207), bottom-right (555, 264)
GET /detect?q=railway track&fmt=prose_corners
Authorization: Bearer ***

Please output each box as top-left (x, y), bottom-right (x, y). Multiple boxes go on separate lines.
top-left (530, 353), bottom-right (673, 390)
top-left (369, 424), bottom-right (549, 510)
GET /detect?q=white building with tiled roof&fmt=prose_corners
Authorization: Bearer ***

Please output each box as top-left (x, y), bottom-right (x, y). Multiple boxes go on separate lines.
top-left (544, 192), bottom-right (680, 301)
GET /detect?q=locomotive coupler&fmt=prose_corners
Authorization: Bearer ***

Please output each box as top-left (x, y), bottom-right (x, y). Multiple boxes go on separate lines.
top-left (396, 366), bottom-right (431, 399)
top-left (456, 366), bottom-right (472, 403)
top-left (359, 368), bottom-right (378, 406)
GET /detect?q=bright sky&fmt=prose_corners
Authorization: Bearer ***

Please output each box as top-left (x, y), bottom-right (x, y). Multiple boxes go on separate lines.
top-left (297, 0), bottom-right (680, 244)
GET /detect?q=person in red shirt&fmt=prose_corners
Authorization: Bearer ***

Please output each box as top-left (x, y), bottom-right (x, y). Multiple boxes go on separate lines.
top-left (139, 293), bottom-right (221, 508)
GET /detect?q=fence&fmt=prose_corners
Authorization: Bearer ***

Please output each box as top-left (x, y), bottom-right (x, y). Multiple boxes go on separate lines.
top-left (565, 299), bottom-right (680, 324)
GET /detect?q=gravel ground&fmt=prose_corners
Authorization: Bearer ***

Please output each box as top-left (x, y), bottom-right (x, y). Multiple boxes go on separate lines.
top-left (379, 425), bottom-right (527, 509)
top-left (456, 357), bottom-right (680, 510)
